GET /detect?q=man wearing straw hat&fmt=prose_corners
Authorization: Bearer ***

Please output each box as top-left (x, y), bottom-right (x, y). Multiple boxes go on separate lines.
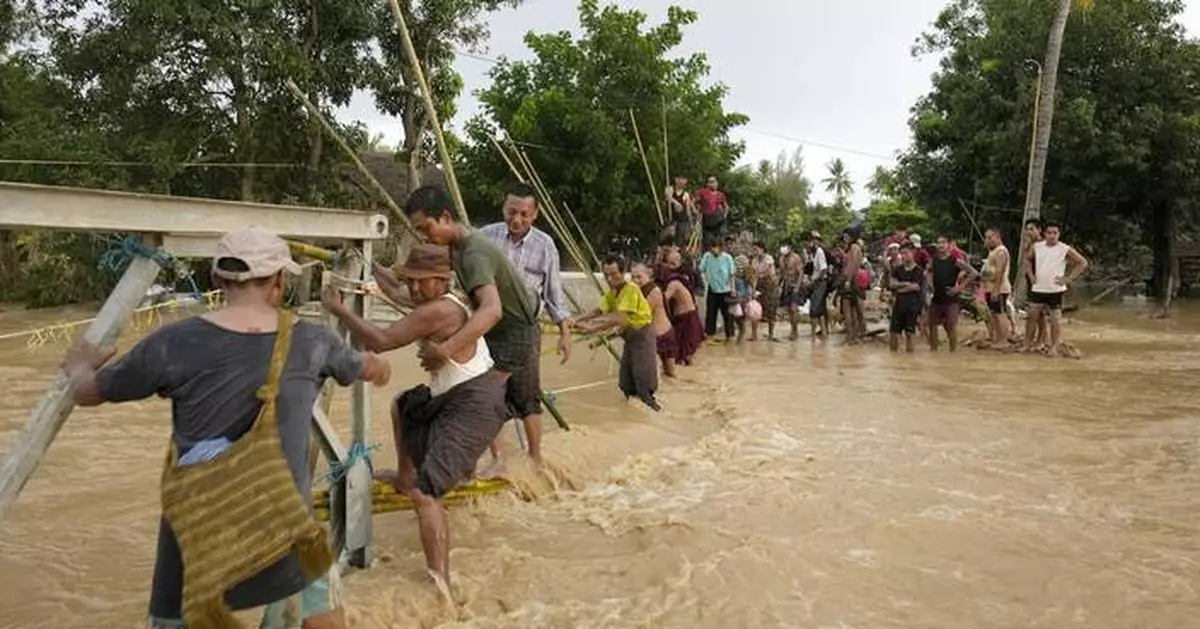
top-left (322, 242), bottom-right (507, 595)
top-left (62, 226), bottom-right (391, 629)
top-left (479, 182), bottom-right (572, 476)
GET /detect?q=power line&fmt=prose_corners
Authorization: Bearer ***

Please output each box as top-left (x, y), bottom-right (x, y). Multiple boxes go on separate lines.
top-left (0, 159), bottom-right (304, 169)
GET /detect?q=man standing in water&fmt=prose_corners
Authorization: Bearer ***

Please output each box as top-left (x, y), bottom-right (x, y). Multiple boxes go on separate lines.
top-left (699, 238), bottom-right (736, 342)
top-left (479, 182), bottom-right (572, 475)
top-left (632, 263), bottom-right (676, 378)
top-left (1020, 218), bottom-right (1049, 347)
top-left (64, 226), bottom-right (391, 629)
top-left (837, 230), bottom-right (866, 344)
top-left (660, 248), bottom-right (705, 365)
top-left (398, 185), bottom-right (539, 454)
top-left (575, 257), bottom-right (661, 410)
top-left (695, 174), bottom-right (729, 242)
top-left (806, 232), bottom-right (830, 338)
top-left (983, 227), bottom-right (1013, 346)
top-left (1023, 221), bottom-right (1089, 355)
top-left (889, 243), bottom-right (924, 353)
top-left (927, 234), bottom-right (980, 352)
top-left (778, 242), bottom-right (804, 340)
top-left (323, 243), bottom-right (505, 596)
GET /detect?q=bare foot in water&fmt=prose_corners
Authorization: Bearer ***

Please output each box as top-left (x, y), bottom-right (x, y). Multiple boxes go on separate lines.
top-left (478, 460), bottom-right (508, 480)
top-left (428, 569), bottom-right (453, 603)
top-left (373, 468), bottom-right (416, 494)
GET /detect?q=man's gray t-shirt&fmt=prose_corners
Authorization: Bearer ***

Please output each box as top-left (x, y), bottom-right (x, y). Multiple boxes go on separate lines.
top-left (96, 317), bottom-right (362, 618)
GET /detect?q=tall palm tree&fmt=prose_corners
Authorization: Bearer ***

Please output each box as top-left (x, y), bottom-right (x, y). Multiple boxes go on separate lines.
top-left (1015, 0), bottom-right (1091, 302)
top-left (822, 158), bottom-right (854, 209)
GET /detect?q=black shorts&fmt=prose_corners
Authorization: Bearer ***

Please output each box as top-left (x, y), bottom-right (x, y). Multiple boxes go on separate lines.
top-left (1028, 291), bottom-right (1064, 310)
top-left (889, 307), bottom-right (920, 335)
top-left (485, 320), bottom-right (536, 373)
top-left (986, 293), bottom-right (1009, 314)
top-left (504, 327), bottom-right (542, 419)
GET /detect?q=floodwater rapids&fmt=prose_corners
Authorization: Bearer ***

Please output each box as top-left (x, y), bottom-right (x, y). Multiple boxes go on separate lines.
top-left (0, 301), bottom-right (1198, 628)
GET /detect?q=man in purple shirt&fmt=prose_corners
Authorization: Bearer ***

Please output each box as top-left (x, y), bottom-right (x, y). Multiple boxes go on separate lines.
top-left (479, 182), bottom-right (573, 474)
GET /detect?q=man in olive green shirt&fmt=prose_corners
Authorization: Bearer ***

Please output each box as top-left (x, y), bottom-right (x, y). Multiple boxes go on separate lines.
top-left (574, 256), bottom-right (660, 411)
top-left (400, 186), bottom-right (537, 376)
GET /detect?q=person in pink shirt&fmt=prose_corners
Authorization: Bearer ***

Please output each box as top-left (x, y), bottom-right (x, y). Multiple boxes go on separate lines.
top-left (694, 174), bottom-right (728, 242)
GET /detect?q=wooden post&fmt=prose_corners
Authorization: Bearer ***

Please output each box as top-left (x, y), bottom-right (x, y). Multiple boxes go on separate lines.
top-left (0, 243), bottom-right (162, 520)
top-left (345, 239), bottom-right (373, 568)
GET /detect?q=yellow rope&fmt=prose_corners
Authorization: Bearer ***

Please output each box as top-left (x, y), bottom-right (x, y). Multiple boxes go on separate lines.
top-left (0, 290), bottom-right (223, 348)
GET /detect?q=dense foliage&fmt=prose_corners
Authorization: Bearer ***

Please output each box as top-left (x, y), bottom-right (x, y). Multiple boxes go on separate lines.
top-left (896, 0), bottom-right (1200, 290)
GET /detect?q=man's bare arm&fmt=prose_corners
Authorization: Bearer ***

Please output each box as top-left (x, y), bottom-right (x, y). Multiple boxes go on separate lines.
top-left (1065, 247), bottom-right (1090, 283)
top-left (992, 250), bottom-right (1010, 293)
top-left (1023, 248), bottom-right (1036, 284)
top-left (327, 298), bottom-right (442, 353)
top-left (372, 263), bottom-right (417, 309)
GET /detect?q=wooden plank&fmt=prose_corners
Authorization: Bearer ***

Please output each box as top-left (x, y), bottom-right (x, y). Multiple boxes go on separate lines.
top-left (0, 249), bottom-right (162, 520)
top-left (0, 181), bottom-right (389, 241)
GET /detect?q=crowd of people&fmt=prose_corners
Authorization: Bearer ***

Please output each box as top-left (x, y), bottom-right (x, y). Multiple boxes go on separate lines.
top-left (53, 178), bottom-right (1093, 627)
top-left (654, 173), bottom-right (1092, 359)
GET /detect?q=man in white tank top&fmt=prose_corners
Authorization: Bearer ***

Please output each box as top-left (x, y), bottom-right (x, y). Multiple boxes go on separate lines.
top-left (322, 244), bottom-right (506, 595)
top-left (1020, 221), bottom-right (1089, 355)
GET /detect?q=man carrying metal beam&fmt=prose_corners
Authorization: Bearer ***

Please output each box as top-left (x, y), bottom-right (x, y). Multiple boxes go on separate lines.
top-left (321, 243), bottom-right (507, 596)
top-left (479, 182), bottom-right (573, 476)
top-left (60, 226), bottom-right (391, 629)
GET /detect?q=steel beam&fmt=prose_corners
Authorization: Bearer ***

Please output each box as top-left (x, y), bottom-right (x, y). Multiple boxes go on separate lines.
top-left (0, 182), bottom-right (388, 244)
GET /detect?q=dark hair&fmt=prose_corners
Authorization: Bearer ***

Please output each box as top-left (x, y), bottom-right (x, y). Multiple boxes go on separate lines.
top-left (404, 185), bottom-right (459, 221)
top-left (505, 182), bottom-right (538, 205)
top-left (937, 233), bottom-right (953, 241)
top-left (1043, 220), bottom-right (1062, 231)
top-left (706, 238), bottom-right (721, 249)
top-left (603, 255), bottom-right (626, 273)
top-left (900, 242), bottom-right (914, 251)
top-left (1024, 218), bottom-right (1043, 229)
top-left (753, 240), bottom-right (766, 250)
top-left (724, 235), bottom-right (735, 243)
top-left (985, 226), bottom-right (1001, 235)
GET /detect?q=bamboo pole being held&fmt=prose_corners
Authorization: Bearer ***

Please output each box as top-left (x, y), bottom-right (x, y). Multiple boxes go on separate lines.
top-left (629, 109), bottom-right (665, 226)
top-left (283, 79), bottom-right (420, 242)
top-left (562, 202), bottom-right (602, 271)
top-left (662, 95), bottom-right (670, 186)
top-left (386, 0), bottom-right (467, 224)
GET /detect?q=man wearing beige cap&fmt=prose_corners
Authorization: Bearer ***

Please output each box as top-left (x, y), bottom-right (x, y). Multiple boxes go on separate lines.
top-left (63, 226), bottom-right (391, 629)
top-left (322, 243), bottom-right (506, 595)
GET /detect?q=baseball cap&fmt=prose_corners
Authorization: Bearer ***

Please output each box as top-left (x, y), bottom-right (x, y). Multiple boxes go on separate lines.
top-left (212, 226), bottom-right (302, 281)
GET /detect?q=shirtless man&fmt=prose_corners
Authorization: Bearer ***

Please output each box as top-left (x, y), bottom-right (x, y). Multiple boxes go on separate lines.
top-left (778, 243), bottom-right (805, 340)
top-left (632, 263), bottom-right (676, 378)
top-left (983, 227), bottom-right (1012, 345)
top-left (660, 249), bottom-right (705, 365)
top-left (324, 243), bottom-right (506, 595)
top-left (837, 230), bottom-right (866, 344)
top-left (1022, 221), bottom-right (1089, 355)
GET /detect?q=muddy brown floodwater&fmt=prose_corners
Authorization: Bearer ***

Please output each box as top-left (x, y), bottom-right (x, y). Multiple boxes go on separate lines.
top-left (1, 302), bottom-right (1198, 628)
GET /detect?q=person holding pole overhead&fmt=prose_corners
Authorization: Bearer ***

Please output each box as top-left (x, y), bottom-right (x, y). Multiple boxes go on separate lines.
top-left (479, 182), bottom-right (573, 476)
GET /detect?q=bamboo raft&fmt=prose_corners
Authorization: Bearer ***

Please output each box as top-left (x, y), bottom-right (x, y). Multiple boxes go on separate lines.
top-left (312, 477), bottom-right (517, 521)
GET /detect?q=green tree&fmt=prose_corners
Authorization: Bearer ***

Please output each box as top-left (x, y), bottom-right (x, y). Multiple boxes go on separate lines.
top-left (457, 0), bottom-right (747, 249)
top-left (899, 0), bottom-right (1200, 307)
top-left (822, 157), bottom-right (854, 210)
top-left (370, 0), bottom-right (521, 194)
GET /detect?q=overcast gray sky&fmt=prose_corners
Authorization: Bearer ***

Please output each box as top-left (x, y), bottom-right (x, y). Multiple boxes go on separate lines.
top-left (338, 0), bottom-right (1200, 208)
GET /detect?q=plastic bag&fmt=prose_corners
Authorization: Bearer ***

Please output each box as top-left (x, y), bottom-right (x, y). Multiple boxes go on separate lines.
top-left (745, 299), bottom-right (763, 321)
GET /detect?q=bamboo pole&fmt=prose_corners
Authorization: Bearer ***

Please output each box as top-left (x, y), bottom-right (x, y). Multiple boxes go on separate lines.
top-left (283, 80), bottom-right (421, 242)
top-left (661, 95), bottom-right (670, 186)
top-left (385, 0), bottom-right (467, 223)
top-left (629, 109), bottom-right (665, 226)
top-left (562, 202), bottom-right (602, 271)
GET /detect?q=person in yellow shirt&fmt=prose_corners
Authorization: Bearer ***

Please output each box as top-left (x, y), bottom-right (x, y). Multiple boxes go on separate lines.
top-left (574, 256), bottom-right (661, 411)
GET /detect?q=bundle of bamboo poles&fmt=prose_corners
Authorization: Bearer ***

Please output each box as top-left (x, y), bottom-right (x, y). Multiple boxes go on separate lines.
top-left (312, 477), bottom-right (518, 521)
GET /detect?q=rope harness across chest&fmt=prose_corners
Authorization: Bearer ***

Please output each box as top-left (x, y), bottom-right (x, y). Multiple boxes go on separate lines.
top-left (159, 310), bottom-right (333, 629)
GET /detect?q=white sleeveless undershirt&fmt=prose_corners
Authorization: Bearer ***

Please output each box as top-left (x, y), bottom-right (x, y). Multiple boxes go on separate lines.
top-left (1033, 241), bottom-right (1070, 295)
top-left (428, 294), bottom-right (494, 396)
